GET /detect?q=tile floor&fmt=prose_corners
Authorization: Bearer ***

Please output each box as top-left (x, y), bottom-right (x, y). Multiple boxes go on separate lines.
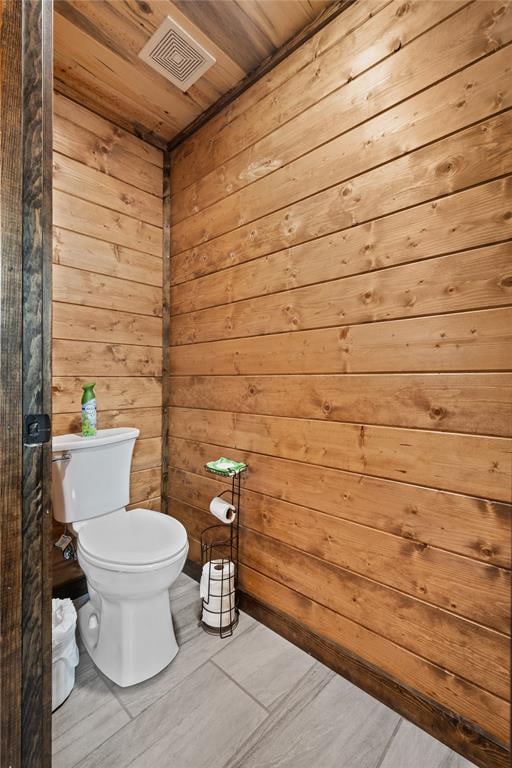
top-left (53, 573), bottom-right (476, 768)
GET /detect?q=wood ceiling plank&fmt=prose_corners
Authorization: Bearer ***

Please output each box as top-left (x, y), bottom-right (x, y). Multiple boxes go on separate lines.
top-left (234, 0), bottom-right (317, 48)
top-left (53, 12), bottom-right (201, 141)
top-left (173, 0), bottom-right (280, 70)
top-left (53, 0), bottom-right (337, 146)
top-left (55, 0), bottom-right (245, 107)
top-left (108, 0), bottom-right (246, 88)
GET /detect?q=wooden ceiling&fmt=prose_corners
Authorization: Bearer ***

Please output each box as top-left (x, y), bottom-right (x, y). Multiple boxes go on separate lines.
top-left (53, 0), bottom-right (334, 148)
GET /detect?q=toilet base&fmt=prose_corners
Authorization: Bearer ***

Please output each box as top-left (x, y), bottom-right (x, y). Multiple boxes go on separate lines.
top-left (78, 581), bottom-right (179, 687)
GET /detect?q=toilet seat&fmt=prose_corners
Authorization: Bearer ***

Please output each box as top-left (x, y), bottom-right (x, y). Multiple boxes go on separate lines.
top-left (78, 508), bottom-right (188, 571)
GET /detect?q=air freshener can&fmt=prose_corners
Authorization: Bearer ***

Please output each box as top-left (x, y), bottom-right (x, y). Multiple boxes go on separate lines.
top-left (81, 383), bottom-right (97, 437)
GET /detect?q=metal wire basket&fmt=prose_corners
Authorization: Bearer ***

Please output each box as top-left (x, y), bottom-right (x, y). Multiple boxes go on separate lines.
top-left (200, 466), bottom-right (245, 638)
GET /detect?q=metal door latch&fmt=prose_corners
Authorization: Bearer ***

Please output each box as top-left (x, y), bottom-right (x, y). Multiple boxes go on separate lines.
top-left (24, 413), bottom-right (51, 446)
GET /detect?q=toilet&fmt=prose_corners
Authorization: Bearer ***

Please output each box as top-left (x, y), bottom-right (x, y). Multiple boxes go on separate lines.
top-left (51, 427), bottom-right (189, 687)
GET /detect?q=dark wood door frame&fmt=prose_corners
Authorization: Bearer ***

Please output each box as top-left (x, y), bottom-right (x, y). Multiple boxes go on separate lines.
top-left (1, 1), bottom-right (53, 766)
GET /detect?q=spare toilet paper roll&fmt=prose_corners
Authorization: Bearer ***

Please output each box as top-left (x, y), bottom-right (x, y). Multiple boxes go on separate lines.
top-left (209, 496), bottom-right (236, 524)
top-left (200, 560), bottom-right (236, 628)
top-left (200, 559), bottom-right (235, 598)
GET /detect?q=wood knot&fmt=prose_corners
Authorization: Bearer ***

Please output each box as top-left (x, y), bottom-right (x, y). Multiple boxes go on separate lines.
top-left (322, 401), bottom-right (332, 414)
top-left (499, 275), bottom-right (512, 288)
top-left (395, 2), bottom-right (410, 17)
top-left (429, 406), bottom-right (446, 422)
top-left (436, 158), bottom-right (459, 177)
top-left (248, 385), bottom-right (257, 396)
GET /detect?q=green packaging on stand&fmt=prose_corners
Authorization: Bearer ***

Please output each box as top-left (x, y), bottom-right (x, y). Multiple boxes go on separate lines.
top-left (205, 457), bottom-right (247, 477)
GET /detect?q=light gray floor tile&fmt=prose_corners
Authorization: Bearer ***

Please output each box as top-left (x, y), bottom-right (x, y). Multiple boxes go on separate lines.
top-left (380, 719), bottom-right (477, 768)
top-left (108, 610), bottom-right (255, 717)
top-left (170, 573), bottom-right (203, 645)
top-left (239, 673), bottom-right (400, 768)
top-left (172, 572), bottom-right (199, 600)
top-left (76, 662), bottom-right (267, 768)
top-left (212, 621), bottom-right (315, 710)
top-left (226, 661), bottom-right (334, 768)
top-left (52, 664), bottom-right (130, 768)
top-left (54, 586), bottom-right (478, 768)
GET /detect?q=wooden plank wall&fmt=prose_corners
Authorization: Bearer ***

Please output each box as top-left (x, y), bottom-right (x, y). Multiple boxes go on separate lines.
top-left (168, 0), bottom-right (512, 751)
top-left (51, 94), bottom-right (165, 559)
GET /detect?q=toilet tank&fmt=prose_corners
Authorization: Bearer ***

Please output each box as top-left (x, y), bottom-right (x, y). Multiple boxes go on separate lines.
top-left (52, 428), bottom-right (139, 523)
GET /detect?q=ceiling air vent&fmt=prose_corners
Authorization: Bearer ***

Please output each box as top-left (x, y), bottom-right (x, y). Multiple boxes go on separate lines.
top-left (139, 17), bottom-right (216, 92)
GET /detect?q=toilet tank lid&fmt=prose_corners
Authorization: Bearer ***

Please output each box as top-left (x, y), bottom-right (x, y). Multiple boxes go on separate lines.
top-left (52, 428), bottom-right (139, 452)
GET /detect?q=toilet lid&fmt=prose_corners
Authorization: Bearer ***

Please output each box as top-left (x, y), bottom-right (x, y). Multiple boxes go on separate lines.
top-left (78, 508), bottom-right (188, 566)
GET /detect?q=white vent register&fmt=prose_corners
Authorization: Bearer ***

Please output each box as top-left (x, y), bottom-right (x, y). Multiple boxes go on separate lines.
top-left (139, 17), bottom-right (216, 92)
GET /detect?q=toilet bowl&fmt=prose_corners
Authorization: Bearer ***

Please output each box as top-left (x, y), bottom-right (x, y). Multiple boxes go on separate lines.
top-left (52, 428), bottom-right (189, 687)
top-left (76, 507), bottom-right (188, 687)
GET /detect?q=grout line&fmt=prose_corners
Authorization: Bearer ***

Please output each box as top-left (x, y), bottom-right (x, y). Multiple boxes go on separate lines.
top-left (210, 657), bottom-right (270, 714)
top-left (375, 718), bottom-right (403, 768)
top-left (109, 686), bottom-right (135, 722)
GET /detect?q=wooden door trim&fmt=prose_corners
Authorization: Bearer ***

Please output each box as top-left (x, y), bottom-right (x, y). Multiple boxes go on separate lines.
top-left (1, 1), bottom-right (53, 766)
top-left (0, 0), bottom-right (23, 763)
top-left (21, 1), bottom-right (53, 765)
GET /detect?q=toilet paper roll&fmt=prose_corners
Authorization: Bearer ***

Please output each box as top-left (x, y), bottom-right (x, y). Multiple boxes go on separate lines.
top-left (202, 599), bottom-right (236, 629)
top-left (209, 496), bottom-right (236, 524)
top-left (200, 559), bottom-right (234, 599)
top-left (200, 560), bottom-right (236, 629)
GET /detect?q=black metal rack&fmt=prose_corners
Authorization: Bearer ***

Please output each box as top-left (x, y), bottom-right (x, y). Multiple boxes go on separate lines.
top-left (200, 465), bottom-right (245, 638)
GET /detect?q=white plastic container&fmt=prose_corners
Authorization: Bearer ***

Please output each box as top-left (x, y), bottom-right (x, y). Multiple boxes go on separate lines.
top-left (52, 598), bottom-right (79, 711)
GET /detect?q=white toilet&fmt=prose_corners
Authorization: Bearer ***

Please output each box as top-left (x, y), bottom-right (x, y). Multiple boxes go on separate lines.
top-left (52, 427), bottom-right (189, 687)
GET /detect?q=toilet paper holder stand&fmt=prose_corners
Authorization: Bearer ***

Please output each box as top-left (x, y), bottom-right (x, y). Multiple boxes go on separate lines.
top-left (200, 465), bottom-right (246, 638)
